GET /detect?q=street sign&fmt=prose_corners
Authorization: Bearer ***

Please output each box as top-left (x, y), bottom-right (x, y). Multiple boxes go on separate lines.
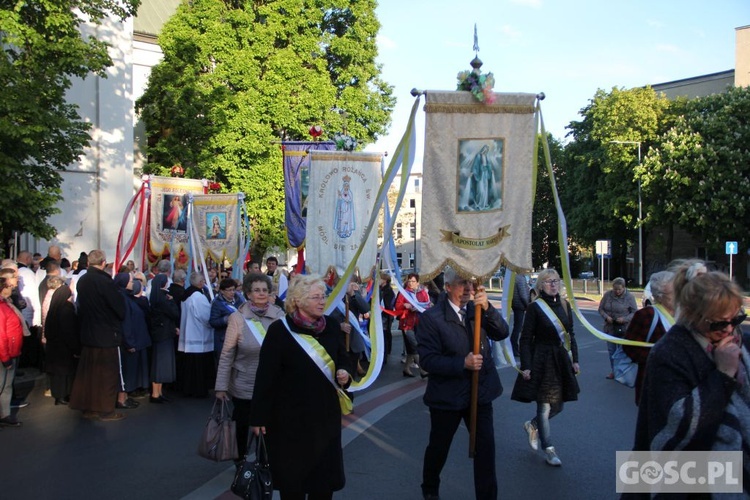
top-left (596, 240), bottom-right (611, 256)
top-left (726, 241), bottom-right (738, 255)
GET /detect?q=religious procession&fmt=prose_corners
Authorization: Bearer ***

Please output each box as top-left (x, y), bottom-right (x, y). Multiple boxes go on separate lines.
top-left (2, 2), bottom-right (749, 500)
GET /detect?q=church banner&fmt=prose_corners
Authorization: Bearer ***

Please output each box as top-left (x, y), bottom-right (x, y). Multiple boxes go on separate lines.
top-left (306, 151), bottom-right (382, 277)
top-left (192, 194), bottom-right (243, 264)
top-left (283, 141), bottom-right (336, 248)
top-left (420, 91), bottom-right (537, 281)
top-left (149, 176), bottom-right (205, 260)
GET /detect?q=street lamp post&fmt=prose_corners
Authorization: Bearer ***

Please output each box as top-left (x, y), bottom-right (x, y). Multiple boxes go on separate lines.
top-left (610, 140), bottom-right (643, 286)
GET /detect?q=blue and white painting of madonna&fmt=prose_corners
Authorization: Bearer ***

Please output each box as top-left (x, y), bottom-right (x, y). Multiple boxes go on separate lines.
top-left (457, 139), bottom-right (503, 213)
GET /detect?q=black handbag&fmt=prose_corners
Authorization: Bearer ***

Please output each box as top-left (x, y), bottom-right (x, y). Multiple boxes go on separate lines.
top-left (231, 432), bottom-right (273, 500)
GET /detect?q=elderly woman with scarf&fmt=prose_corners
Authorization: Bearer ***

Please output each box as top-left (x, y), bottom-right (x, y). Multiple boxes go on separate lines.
top-left (632, 261), bottom-right (749, 495)
top-left (215, 272), bottom-right (284, 464)
top-left (113, 272), bottom-right (151, 409)
top-left (599, 277), bottom-right (637, 380)
top-left (44, 284), bottom-right (80, 406)
top-left (210, 277), bottom-right (245, 365)
top-left (148, 274), bottom-right (180, 403)
top-left (251, 274), bottom-right (354, 500)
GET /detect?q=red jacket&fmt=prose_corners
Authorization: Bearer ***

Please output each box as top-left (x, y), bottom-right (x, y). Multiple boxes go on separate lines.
top-left (395, 288), bottom-right (430, 332)
top-left (0, 299), bottom-right (23, 364)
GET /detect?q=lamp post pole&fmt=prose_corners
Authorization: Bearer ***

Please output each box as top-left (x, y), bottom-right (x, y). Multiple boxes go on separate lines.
top-left (610, 140), bottom-right (643, 286)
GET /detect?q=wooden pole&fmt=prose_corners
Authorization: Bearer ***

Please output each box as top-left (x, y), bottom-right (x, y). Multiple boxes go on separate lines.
top-left (468, 298), bottom-right (482, 458)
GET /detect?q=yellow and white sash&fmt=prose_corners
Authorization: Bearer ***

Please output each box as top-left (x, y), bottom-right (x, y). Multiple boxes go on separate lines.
top-left (536, 300), bottom-right (572, 360)
top-left (653, 304), bottom-right (675, 332)
top-left (280, 318), bottom-right (352, 415)
top-left (244, 317), bottom-right (267, 345)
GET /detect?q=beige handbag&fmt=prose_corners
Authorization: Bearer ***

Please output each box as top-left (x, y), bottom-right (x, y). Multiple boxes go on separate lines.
top-left (197, 399), bottom-right (238, 462)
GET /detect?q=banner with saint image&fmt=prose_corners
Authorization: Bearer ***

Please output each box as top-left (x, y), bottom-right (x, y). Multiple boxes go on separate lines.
top-left (306, 151), bottom-right (382, 277)
top-left (192, 194), bottom-right (242, 263)
top-left (420, 91), bottom-right (537, 280)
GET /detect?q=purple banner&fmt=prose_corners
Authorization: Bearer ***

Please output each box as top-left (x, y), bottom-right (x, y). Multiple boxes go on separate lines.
top-left (283, 141), bottom-right (336, 248)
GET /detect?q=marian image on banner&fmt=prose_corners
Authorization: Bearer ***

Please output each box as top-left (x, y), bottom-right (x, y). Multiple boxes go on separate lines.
top-left (457, 139), bottom-right (503, 213)
top-left (193, 194), bottom-right (241, 263)
top-left (206, 212), bottom-right (227, 240)
top-left (306, 151), bottom-right (382, 277)
top-left (420, 91), bottom-right (537, 280)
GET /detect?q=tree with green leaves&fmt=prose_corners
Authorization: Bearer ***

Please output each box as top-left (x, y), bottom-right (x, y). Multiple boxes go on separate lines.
top-left (562, 86), bottom-right (670, 282)
top-left (531, 133), bottom-right (564, 271)
top-left (136, 0), bottom-right (395, 258)
top-left (0, 0), bottom-right (140, 255)
top-left (642, 86), bottom-right (750, 285)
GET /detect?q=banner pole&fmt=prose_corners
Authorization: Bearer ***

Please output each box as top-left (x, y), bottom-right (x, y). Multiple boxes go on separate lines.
top-left (468, 294), bottom-right (481, 458)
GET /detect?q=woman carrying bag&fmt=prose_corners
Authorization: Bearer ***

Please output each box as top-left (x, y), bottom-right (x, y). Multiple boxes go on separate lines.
top-left (598, 277), bottom-right (637, 379)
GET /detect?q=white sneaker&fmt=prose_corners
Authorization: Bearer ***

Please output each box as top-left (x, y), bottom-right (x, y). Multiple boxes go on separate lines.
top-left (523, 421), bottom-right (539, 450)
top-left (410, 362), bottom-right (420, 370)
top-left (544, 446), bottom-right (561, 466)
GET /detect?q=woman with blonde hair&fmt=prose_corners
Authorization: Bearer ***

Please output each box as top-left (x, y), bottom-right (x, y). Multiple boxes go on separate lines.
top-left (633, 261), bottom-right (748, 483)
top-left (511, 268), bottom-right (580, 466)
top-left (251, 274), bottom-right (353, 499)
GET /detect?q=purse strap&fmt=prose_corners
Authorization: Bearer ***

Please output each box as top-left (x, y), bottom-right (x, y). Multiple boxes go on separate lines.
top-left (244, 432), bottom-right (270, 465)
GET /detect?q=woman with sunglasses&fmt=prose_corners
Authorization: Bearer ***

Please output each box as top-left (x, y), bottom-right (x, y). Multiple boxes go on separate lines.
top-left (633, 261), bottom-right (748, 479)
top-left (511, 268), bottom-right (580, 466)
top-left (214, 272), bottom-right (283, 465)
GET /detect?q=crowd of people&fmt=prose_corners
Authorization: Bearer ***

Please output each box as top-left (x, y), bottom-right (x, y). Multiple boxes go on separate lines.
top-left (0, 247), bottom-right (747, 499)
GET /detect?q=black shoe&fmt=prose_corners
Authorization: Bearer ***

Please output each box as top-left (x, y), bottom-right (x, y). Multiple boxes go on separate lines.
top-left (115, 399), bottom-right (138, 410)
top-left (402, 371), bottom-right (416, 378)
top-left (158, 395), bottom-right (170, 403)
top-left (0, 417), bottom-right (22, 427)
top-left (10, 400), bottom-right (29, 409)
top-left (423, 493), bottom-right (440, 500)
top-left (125, 397), bottom-right (140, 407)
top-left (149, 396), bottom-right (165, 404)
top-left (54, 398), bottom-right (69, 406)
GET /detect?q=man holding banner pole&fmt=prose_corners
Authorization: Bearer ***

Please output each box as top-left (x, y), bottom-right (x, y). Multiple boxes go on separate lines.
top-left (417, 266), bottom-right (509, 500)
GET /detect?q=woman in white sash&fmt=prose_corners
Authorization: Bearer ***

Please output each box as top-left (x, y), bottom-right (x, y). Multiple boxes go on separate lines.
top-left (215, 272), bottom-right (283, 465)
top-left (251, 274), bottom-right (353, 500)
top-left (622, 270), bottom-right (676, 406)
top-left (511, 269), bottom-right (580, 467)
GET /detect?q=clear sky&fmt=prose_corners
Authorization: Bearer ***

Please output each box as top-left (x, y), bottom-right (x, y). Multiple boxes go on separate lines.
top-left (365, 0), bottom-right (749, 169)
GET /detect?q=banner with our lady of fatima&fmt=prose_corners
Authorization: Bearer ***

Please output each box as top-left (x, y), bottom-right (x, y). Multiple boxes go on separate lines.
top-left (305, 151), bottom-right (382, 277)
top-left (420, 91), bottom-right (537, 281)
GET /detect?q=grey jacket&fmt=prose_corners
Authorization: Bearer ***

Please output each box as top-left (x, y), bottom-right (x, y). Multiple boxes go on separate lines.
top-left (214, 302), bottom-right (284, 399)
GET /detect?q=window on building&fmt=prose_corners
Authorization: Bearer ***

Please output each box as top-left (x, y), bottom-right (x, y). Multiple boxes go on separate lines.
top-left (409, 253), bottom-right (415, 268)
top-left (410, 221), bottom-right (416, 239)
top-left (396, 223), bottom-right (402, 239)
top-left (396, 253), bottom-right (403, 267)
top-left (414, 178), bottom-right (420, 192)
top-left (409, 198), bottom-right (416, 208)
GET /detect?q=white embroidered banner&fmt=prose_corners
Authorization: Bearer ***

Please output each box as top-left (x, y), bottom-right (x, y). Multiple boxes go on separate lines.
top-left (421, 91), bottom-right (537, 281)
top-left (307, 151), bottom-right (382, 277)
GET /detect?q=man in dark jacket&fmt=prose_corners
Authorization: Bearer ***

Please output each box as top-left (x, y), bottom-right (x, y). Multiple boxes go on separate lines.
top-left (416, 266), bottom-right (509, 500)
top-left (69, 249), bottom-right (126, 421)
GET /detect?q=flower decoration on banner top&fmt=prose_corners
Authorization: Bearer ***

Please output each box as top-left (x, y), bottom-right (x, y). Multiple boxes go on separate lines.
top-left (333, 132), bottom-right (357, 152)
top-left (456, 69), bottom-right (496, 104)
top-left (457, 24), bottom-right (496, 104)
top-left (170, 164), bottom-right (184, 177)
top-left (208, 181), bottom-right (222, 192)
top-left (309, 125), bottom-right (323, 138)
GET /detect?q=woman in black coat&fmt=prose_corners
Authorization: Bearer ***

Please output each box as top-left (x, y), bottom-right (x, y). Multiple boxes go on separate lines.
top-left (44, 285), bottom-right (80, 405)
top-left (511, 269), bottom-right (580, 467)
top-left (250, 274), bottom-right (354, 500)
top-left (148, 274), bottom-right (180, 403)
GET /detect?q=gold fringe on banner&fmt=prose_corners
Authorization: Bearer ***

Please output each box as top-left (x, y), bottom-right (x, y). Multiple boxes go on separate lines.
top-left (424, 103), bottom-right (535, 115)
